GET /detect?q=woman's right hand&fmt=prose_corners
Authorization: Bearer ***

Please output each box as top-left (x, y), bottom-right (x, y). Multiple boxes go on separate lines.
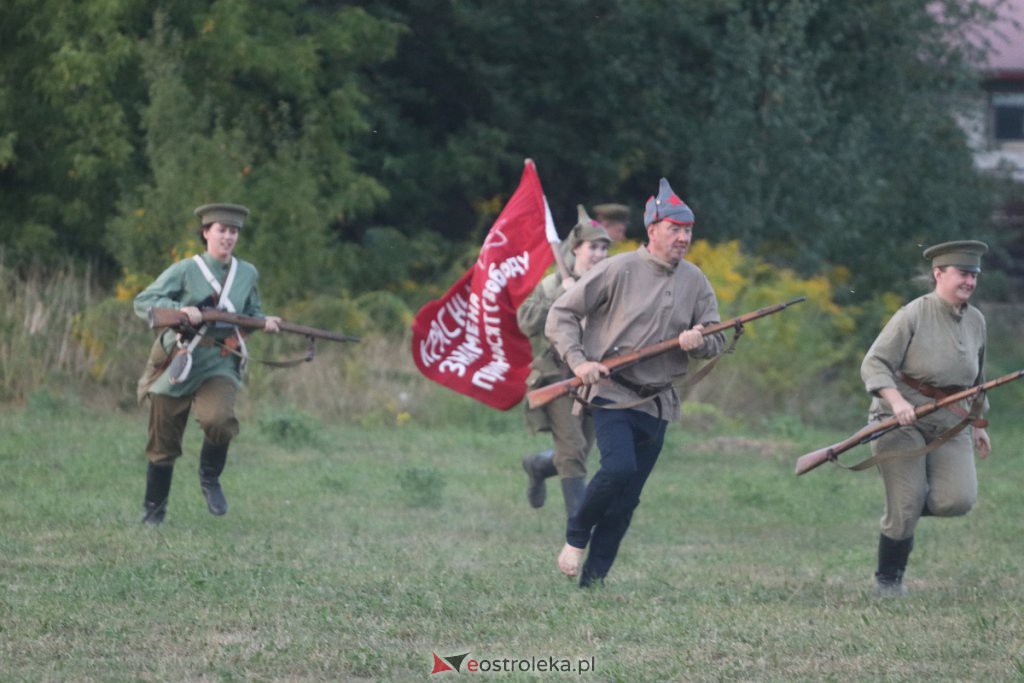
top-left (180, 306), bottom-right (203, 325)
top-left (880, 387), bottom-right (917, 425)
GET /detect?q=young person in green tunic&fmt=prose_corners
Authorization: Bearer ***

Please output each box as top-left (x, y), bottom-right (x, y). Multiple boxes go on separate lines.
top-left (860, 240), bottom-right (992, 597)
top-left (134, 203), bottom-right (281, 525)
top-left (519, 206), bottom-right (611, 517)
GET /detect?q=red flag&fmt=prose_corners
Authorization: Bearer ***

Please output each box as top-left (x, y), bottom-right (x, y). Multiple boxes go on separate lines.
top-left (411, 160), bottom-right (556, 410)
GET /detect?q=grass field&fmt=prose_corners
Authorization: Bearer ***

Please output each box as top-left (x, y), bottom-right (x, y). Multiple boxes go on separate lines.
top-left (2, 396), bottom-right (1023, 682)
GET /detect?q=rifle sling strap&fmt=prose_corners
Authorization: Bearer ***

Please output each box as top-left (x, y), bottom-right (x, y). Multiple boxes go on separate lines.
top-left (205, 333), bottom-right (316, 368)
top-left (573, 322), bottom-right (744, 411)
top-left (833, 392), bottom-right (986, 471)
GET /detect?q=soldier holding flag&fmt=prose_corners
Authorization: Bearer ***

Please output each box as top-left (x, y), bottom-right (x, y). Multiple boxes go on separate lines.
top-left (519, 206), bottom-right (611, 517)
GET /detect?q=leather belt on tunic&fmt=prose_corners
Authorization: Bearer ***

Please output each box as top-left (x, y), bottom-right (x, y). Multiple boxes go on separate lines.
top-left (898, 371), bottom-right (988, 428)
top-left (612, 376), bottom-right (672, 398)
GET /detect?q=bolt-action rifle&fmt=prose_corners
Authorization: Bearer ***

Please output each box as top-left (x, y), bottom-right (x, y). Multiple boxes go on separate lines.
top-left (794, 369), bottom-right (1024, 475)
top-left (526, 296), bottom-right (806, 410)
top-left (147, 307), bottom-right (359, 343)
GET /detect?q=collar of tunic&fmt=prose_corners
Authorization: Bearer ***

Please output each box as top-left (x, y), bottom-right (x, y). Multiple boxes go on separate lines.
top-left (926, 291), bottom-right (967, 322)
top-left (638, 245), bottom-right (679, 274)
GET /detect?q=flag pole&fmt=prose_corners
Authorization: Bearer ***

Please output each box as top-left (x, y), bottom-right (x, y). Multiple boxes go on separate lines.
top-left (546, 202), bottom-right (573, 282)
top-left (527, 158), bottom-right (573, 282)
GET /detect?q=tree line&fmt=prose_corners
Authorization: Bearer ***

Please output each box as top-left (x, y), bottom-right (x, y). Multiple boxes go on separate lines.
top-left (0, 0), bottom-right (1013, 306)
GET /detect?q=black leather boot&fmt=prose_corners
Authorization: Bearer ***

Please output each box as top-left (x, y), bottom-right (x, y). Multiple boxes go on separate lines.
top-left (141, 463), bottom-right (174, 526)
top-left (874, 534), bottom-right (914, 597)
top-left (199, 439), bottom-right (229, 516)
top-left (522, 449), bottom-right (557, 509)
top-left (560, 477), bottom-right (586, 518)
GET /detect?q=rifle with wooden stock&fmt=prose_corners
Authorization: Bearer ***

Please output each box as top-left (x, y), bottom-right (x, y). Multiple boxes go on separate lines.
top-left (794, 369), bottom-right (1024, 476)
top-left (526, 296), bottom-right (807, 410)
top-left (148, 307), bottom-right (359, 343)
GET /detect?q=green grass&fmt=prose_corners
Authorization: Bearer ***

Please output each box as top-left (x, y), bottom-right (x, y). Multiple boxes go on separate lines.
top-left (2, 402), bottom-right (1024, 681)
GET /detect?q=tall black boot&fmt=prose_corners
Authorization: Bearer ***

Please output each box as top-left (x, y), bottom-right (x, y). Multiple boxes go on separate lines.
top-left (875, 533), bottom-right (914, 597)
top-left (561, 477), bottom-right (586, 518)
top-left (199, 439), bottom-right (229, 516)
top-left (522, 449), bottom-right (557, 509)
top-left (141, 463), bottom-right (174, 526)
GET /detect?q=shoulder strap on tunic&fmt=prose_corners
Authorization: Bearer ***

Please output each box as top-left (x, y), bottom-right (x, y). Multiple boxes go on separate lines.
top-left (177, 255), bottom-right (249, 376)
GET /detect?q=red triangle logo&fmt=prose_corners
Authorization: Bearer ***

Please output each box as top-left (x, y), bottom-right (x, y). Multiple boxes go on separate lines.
top-left (431, 652), bottom-right (455, 674)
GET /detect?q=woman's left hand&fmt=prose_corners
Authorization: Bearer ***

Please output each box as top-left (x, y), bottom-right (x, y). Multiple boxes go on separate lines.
top-left (974, 427), bottom-right (991, 459)
top-left (263, 316), bottom-right (282, 334)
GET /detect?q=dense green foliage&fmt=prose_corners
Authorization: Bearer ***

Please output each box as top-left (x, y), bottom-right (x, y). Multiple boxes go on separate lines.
top-left (0, 0), bottom-right (1014, 302)
top-left (687, 1), bottom-right (998, 286)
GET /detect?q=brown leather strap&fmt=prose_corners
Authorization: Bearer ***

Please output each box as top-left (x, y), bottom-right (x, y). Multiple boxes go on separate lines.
top-left (206, 334), bottom-right (316, 368)
top-left (611, 376), bottom-right (672, 398)
top-left (837, 417), bottom-right (974, 471)
top-left (898, 371), bottom-right (964, 398)
top-left (833, 390), bottom-right (986, 471)
top-left (898, 372), bottom-right (989, 428)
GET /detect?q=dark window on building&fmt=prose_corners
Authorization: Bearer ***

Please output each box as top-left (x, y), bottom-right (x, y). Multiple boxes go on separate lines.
top-left (993, 92), bottom-right (1024, 141)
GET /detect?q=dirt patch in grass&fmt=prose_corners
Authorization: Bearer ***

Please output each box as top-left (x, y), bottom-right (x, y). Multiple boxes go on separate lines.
top-left (689, 436), bottom-right (794, 458)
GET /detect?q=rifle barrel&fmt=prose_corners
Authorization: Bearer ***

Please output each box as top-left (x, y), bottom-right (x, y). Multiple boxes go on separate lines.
top-left (147, 307), bottom-right (358, 343)
top-left (525, 296), bottom-right (807, 410)
top-left (794, 369), bottom-right (1024, 475)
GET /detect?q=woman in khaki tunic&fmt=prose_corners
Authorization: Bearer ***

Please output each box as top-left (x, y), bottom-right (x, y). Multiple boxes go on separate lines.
top-left (519, 207), bottom-right (610, 517)
top-left (860, 240), bottom-right (991, 597)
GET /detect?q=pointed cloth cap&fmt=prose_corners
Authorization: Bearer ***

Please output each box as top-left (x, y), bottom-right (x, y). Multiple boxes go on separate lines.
top-left (922, 240), bottom-right (988, 273)
top-left (567, 204), bottom-right (612, 252)
top-left (643, 178), bottom-right (694, 227)
top-left (194, 203), bottom-right (250, 229)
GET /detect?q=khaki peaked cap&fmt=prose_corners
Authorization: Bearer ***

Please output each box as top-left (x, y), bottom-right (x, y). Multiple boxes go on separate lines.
top-left (194, 203), bottom-right (250, 229)
top-left (923, 240), bottom-right (988, 273)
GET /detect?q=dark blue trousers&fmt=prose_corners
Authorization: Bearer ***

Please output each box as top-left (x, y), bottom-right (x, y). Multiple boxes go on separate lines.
top-left (566, 403), bottom-right (667, 585)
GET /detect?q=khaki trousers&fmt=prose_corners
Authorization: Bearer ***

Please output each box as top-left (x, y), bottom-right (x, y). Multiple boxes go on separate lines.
top-left (873, 419), bottom-right (977, 540)
top-left (545, 394), bottom-right (595, 479)
top-left (146, 377), bottom-right (239, 466)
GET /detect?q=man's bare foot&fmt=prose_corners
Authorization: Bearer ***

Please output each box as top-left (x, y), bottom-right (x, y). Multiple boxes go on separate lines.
top-left (558, 543), bottom-right (584, 577)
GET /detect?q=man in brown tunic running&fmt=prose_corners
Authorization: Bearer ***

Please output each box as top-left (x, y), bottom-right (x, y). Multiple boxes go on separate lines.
top-left (546, 178), bottom-right (726, 587)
